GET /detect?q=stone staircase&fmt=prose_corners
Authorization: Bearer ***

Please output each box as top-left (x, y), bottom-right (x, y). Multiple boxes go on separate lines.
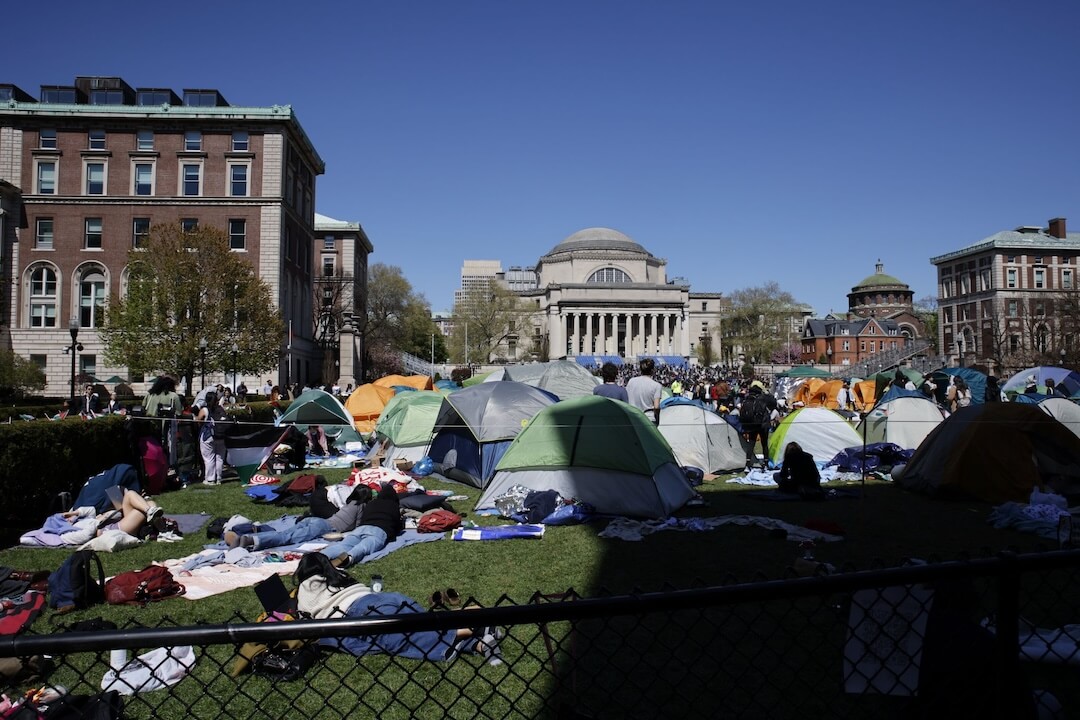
top-left (846, 339), bottom-right (938, 378)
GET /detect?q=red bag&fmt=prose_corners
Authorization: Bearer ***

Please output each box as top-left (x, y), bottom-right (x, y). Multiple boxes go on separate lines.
top-left (417, 509), bottom-right (462, 533)
top-left (105, 565), bottom-right (185, 605)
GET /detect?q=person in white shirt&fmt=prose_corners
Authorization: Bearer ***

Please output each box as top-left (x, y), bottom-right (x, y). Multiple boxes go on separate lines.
top-left (625, 359), bottom-right (662, 423)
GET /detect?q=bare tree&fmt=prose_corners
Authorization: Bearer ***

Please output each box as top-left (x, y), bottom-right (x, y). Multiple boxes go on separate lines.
top-left (449, 279), bottom-right (536, 364)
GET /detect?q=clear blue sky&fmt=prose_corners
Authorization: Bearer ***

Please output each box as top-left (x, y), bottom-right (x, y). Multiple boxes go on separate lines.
top-left (10, 1), bottom-right (1080, 315)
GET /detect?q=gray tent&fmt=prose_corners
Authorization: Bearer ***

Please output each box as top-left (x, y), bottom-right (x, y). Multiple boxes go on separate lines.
top-left (427, 381), bottom-right (558, 487)
top-left (657, 402), bottom-right (746, 474)
top-left (503, 360), bottom-right (600, 400)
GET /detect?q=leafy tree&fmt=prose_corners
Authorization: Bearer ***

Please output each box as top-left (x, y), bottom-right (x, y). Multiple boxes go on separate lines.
top-left (695, 335), bottom-right (715, 366)
top-left (102, 222), bottom-right (283, 390)
top-left (360, 263), bottom-right (435, 379)
top-left (914, 295), bottom-right (939, 353)
top-left (723, 282), bottom-right (802, 366)
top-left (449, 279), bottom-right (536, 365)
top-left (0, 350), bottom-right (46, 399)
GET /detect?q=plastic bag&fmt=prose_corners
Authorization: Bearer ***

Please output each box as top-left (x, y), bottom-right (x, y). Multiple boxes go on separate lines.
top-left (412, 457), bottom-right (434, 477)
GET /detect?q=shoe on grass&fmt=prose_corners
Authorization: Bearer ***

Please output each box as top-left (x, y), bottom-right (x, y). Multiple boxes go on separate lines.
top-left (223, 530), bottom-right (240, 548)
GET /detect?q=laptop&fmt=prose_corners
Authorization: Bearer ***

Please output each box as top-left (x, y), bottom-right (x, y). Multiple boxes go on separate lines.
top-left (254, 574), bottom-right (294, 614)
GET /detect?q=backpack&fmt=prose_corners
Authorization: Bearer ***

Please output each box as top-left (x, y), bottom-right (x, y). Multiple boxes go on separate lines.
top-left (741, 394), bottom-right (770, 427)
top-left (417, 509), bottom-right (462, 533)
top-left (105, 565), bottom-right (185, 606)
top-left (47, 550), bottom-right (105, 614)
top-left (206, 516), bottom-right (229, 540)
top-left (957, 389), bottom-right (972, 408)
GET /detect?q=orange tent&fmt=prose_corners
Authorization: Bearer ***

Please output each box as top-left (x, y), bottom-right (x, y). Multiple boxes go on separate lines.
top-left (373, 374), bottom-right (434, 391)
top-left (792, 378), bottom-right (827, 407)
top-left (853, 379), bottom-right (878, 411)
top-left (344, 383), bottom-right (396, 433)
top-left (810, 379), bottom-right (845, 409)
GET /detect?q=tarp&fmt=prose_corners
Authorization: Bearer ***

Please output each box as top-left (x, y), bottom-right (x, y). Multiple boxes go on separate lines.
top-left (343, 384), bottom-right (396, 433)
top-left (573, 355), bottom-right (623, 368)
top-left (428, 381), bottom-right (558, 488)
top-left (931, 368), bottom-right (988, 407)
top-left (503, 360), bottom-right (600, 400)
top-left (768, 407), bottom-right (863, 465)
top-left (477, 395), bottom-right (696, 518)
top-left (657, 403), bottom-right (746, 474)
top-left (373, 374), bottom-right (434, 391)
top-left (1001, 366), bottom-right (1080, 397)
top-left (856, 394), bottom-right (945, 450)
top-left (277, 389), bottom-right (362, 444)
top-left (779, 366), bottom-right (833, 378)
top-left (894, 403), bottom-right (1080, 503)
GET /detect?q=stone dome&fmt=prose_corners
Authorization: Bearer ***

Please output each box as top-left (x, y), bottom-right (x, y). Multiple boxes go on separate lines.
top-left (852, 261), bottom-right (908, 291)
top-left (545, 227), bottom-right (650, 256)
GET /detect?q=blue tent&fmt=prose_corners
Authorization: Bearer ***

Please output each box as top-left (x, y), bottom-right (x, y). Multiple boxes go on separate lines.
top-left (931, 367), bottom-right (988, 406)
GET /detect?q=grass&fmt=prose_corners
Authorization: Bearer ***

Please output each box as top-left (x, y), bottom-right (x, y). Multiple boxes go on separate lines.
top-left (0, 469), bottom-right (1062, 718)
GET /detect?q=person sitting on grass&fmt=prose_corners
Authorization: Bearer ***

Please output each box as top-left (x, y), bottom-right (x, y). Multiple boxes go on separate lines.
top-left (307, 424), bottom-right (331, 456)
top-left (295, 552), bottom-right (504, 664)
top-left (773, 441), bottom-right (824, 500)
top-left (62, 489), bottom-right (165, 537)
top-left (224, 486), bottom-right (375, 551)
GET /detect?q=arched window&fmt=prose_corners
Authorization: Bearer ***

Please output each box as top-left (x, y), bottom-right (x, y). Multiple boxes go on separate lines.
top-left (587, 267), bottom-right (631, 284)
top-left (77, 265), bottom-right (107, 328)
top-left (28, 264), bottom-right (58, 328)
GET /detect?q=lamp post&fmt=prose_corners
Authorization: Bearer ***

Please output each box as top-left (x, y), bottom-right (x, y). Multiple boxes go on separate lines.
top-left (826, 345), bottom-right (832, 371)
top-left (67, 318), bottom-right (82, 402)
top-left (431, 333), bottom-right (435, 380)
top-left (199, 337), bottom-right (208, 390)
top-left (231, 342), bottom-right (238, 394)
top-left (1061, 347), bottom-right (1067, 368)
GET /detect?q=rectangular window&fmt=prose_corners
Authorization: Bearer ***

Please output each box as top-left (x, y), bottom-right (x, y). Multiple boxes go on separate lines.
top-left (136, 130), bottom-right (154, 151)
top-left (1034, 255), bottom-right (1043, 264)
top-left (39, 129), bottom-right (57, 149)
top-left (1007, 254), bottom-right (1016, 263)
top-left (980, 269), bottom-right (991, 291)
top-left (184, 130), bottom-right (201, 151)
top-left (1008, 300), bottom-right (1018, 317)
top-left (701, 302), bottom-right (707, 312)
top-left (232, 131), bottom-right (249, 151)
top-left (85, 162), bottom-right (105, 195)
top-left (182, 164), bottom-right (201, 196)
top-left (29, 355), bottom-right (46, 370)
top-left (35, 218), bottom-right (53, 249)
top-left (1036, 302), bottom-right (1045, 316)
top-left (323, 235), bottom-right (335, 250)
top-left (228, 219), bottom-right (246, 250)
top-left (943, 308), bottom-right (952, 323)
top-left (1009, 335), bottom-right (1020, 353)
top-left (181, 218), bottom-right (198, 233)
top-left (84, 218), bottom-right (102, 249)
top-left (842, 340), bottom-right (850, 351)
top-left (229, 164), bottom-right (248, 196)
top-left (1035, 269), bottom-right (1045, 289)
top-left (322, 255), bottom-right (335, 277)
top-left (860, 341), bottom-right (866, 352)
top-left (80, 277), bottom-right (105, 328)
top-left (285, 228), bottom-right (293, 261)
top-left (30, 303), bottom-right (56, 327)
top-left (869, 341), bottom-right (876, 352)
top-left (1065, 269), bottom-right (1073, 290)
top-left (88, 130), bottom-right (106, 150)
top-left (133, 163), bottom-right (153, 195)
top-left (37, 162), bottom-right (56, 194)
top-left (1007, 269), bottom-right (1017, 289)
top-left (80, 355), bottom-right (96, 380)
top-left (89, 90), bottom-right (123, 105)
top-left (132, 218), bottom-right (150, 249)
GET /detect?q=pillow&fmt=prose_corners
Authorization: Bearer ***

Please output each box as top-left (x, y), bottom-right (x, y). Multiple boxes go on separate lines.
top-left (398, 492), bottom-right (447, 513)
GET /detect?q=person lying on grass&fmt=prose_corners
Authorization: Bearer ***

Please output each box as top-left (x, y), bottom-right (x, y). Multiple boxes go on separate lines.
top-left (62, 488), bottom-right (165, 537)
top-left (295, 552), bottom-right (504, 664)
top-left (224, 485), bottom-right (378, 552)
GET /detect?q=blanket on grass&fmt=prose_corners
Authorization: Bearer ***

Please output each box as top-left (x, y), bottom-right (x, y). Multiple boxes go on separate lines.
top-left (18, 512), bottom-right (208, 549)
top-left (598, 515), bottom-right (845, 543)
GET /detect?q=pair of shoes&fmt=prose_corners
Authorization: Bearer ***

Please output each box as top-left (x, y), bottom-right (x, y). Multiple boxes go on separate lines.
top-left (203, 479), bottom-right (220, 486)
top-left (476, 626), bottom-right (504, 666)
top-left (431, 588), bottom-right (463, 610)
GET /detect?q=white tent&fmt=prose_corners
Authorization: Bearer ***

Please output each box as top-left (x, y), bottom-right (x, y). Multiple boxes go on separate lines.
top-left (856, 395), bottom-right (945, 450)
top-left (767, 407), bottom-right (862, 465)
top-left (1038, 397), bottom-right (1080, 440)
top-left (657, 403), bottom-right (745, 474)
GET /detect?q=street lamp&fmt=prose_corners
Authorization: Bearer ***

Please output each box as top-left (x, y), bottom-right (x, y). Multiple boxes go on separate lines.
top-left (67, 318), bottom-right (82, 402)
top-left (231, 342), bottom-right (238, 394)
top-left (1061, 347), bottom-right (1067, 368)
top-left (199, 337), bottom-right (208, 390)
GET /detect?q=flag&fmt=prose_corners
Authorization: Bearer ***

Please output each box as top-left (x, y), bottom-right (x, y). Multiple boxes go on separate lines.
top-left (222, 424), bottom-right (292, 484)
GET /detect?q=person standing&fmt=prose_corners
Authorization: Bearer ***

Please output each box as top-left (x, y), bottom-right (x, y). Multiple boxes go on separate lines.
top-left (835, 380), bottom-right (854, 413)
top-left (197, 391), bottom-right (227, 485)
top-left (593, 362), bottom-right (629, 402)
top-left (984, 376), bottom-right (1002, 403)
top-left (740, 384), bottom-right (775, 470)
top-left (262, 379), bottom-right (273, 397)
top-left (626, 359), bottom-right (662, 423)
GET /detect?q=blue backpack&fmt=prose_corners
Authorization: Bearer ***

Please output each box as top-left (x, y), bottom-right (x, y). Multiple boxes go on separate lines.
top-left (47, 550), bottom-right (106, 614)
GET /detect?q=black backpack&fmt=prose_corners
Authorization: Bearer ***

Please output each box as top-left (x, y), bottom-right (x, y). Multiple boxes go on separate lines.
top-left (741, 394), bottom-right (770, 427)
top-left (47, 550), bottom-right (106, 614)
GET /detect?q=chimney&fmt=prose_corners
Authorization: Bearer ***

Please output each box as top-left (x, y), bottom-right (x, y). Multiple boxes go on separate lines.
top-left (1049, 217), bottom-right (1067, 239)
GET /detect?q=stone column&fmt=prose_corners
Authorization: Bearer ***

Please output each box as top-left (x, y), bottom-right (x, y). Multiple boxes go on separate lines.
top-left (598, 313), bottom-right (607, 356)
top-left (569, 312), bottom-right (579, 357)
top-left (548, 306), bottom-right (563, 360)
top-left (337, 319), bottom-right (357, 389)
top-left (584, 312), bottom-right (593, 355)
top-left (659, 313), bottom-right (668, 355)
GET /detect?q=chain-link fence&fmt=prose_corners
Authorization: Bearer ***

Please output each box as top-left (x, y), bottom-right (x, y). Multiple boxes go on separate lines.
top-left (2, 549), bottom-right (1078, 719)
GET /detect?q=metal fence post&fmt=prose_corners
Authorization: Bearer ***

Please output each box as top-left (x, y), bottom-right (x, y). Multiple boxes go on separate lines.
top-left (995, 550), bottom-right (1022, 716)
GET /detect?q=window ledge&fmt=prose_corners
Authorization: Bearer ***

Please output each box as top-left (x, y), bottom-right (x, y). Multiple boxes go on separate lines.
top-left (178, 151), bottom-right (208, 158)
top-left (224, 152), bottom-right (255, 159)
top-left (31, 148), bottom-right (62, 156)
top-left (129, 151), bottom-right (160, 158)
top-left (80, 150), bottom-right (112, 157)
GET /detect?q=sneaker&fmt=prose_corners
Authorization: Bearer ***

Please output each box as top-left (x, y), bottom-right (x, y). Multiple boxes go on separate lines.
top-left (240, 534), bottom-right (255, 550)
top-left (477, 629), bottom-right (504, 666)
top-left (223, 530), bottom-right (241, 548)
top-left (145, 506), bottom-right (164, 528)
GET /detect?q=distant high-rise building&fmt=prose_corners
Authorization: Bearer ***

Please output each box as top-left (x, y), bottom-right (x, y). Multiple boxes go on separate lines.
top-left (454, 260), bottom-right (503, 307)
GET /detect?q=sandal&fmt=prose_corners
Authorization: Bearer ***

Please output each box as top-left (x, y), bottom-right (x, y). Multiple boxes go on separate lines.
top-left (431, 590), bottom-right (445, 609)
top-left (444, 588), bottom-right (462, 609)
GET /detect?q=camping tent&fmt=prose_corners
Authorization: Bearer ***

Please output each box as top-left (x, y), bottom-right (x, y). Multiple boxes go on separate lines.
top-left (373, 374), bottom-right (434, 391)
top-left (931, 368), bottom-right (988, 407)
top-left (852, 378), bottom-right (879, 411)
top-left (343, 384), bottom-right (396, 434)
top-left (372, 390), bottom-right (444, 465)
top-left (1001, 366), bottom-right (1080, 397)
top-left (427, 381), bottom-right (558, 488)
top-left (276, 389), bottom-right (363, 444)
top-left (893, 403), bottom-right (1080, 503)
top-left (856, 391), bottom-right (945, 450)
top-left (657, 401), bottom-right (746, 474)
top-left (503, 360), bottom-right (601, 399)
top-left (767, 407), bottom-right (862, 465)
top-left (779, 366), bottom-right (833, 379)
top-left (1037, 397), bottom-right (1080, 440)
top-left (477, 395), bottom-right (696, 518)
top-left (792, 378), bottom-right (827, 407)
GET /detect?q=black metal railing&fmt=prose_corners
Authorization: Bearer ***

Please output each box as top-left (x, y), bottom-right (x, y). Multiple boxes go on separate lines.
top-left (2, 549), bottom-right (1078, 719)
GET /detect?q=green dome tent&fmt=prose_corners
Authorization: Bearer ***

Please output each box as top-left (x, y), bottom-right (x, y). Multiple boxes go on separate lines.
top-left (276, 389), bottom-right (362, 446)
top-left (476, 396), bottom-right (696, 518)
top-left (371, 390), bottom-right (444, 466)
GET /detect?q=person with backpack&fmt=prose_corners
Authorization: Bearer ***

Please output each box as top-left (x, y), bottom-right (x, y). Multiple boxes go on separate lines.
top-left (294, 553), bottom-right (504, 664)
top-left (740, 383), bottom-right (776, 470)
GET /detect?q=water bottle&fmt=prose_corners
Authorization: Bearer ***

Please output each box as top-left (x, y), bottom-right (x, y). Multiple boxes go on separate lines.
top-left (370, 575), bottom-right (384, 593)
top-left (109, 649), bottom-right (127, 671)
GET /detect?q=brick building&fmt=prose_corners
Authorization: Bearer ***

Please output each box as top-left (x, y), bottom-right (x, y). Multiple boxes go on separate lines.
top-left (0, 76), bottom-right (332, 395)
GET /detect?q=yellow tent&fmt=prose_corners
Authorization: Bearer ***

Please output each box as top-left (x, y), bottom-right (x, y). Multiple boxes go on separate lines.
top-left (810, 379), bottom-right (845, 409)
top-left (344, 383), bottom-right (396, 433)
top-left (853, 379), bottom-right (878, 411)
top-left (792, 378), bottom-right (827, 407)
top-left (373, 374), bottom-right (434, 391)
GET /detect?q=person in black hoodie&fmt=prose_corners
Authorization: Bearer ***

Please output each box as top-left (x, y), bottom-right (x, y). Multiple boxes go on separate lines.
top-left (774, 442), bottom-right (824, 499)
top-left (321, 484), bottom-right (404, 567)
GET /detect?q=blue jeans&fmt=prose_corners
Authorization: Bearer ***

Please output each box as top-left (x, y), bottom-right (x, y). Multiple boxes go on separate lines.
top-left (250, 517), bottom-right (333, 551)
top-left (321, 526), bottom-right (388, 565)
